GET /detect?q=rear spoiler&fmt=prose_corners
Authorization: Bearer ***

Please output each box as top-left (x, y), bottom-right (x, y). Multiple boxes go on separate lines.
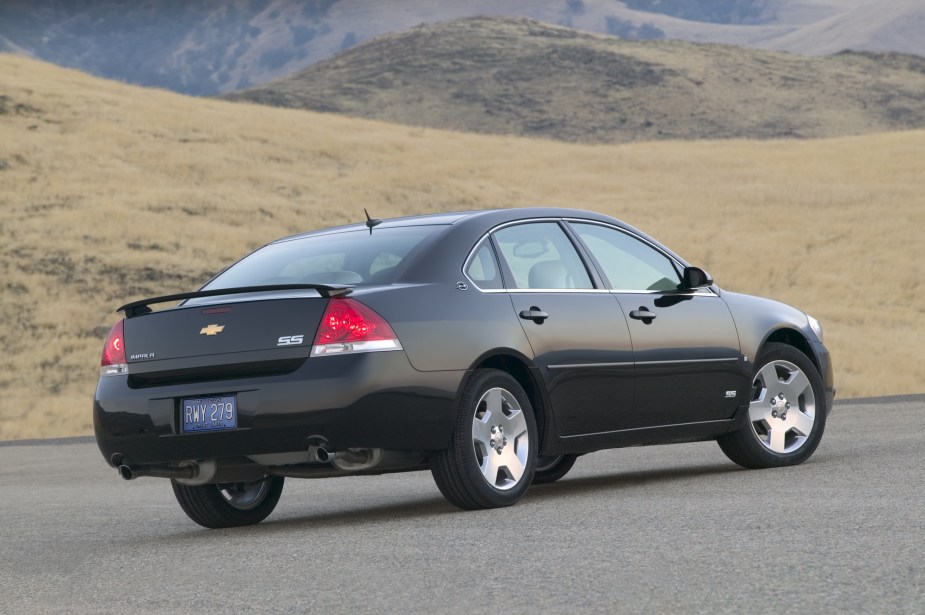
top-left (117, 284), bottom-right (352, 318)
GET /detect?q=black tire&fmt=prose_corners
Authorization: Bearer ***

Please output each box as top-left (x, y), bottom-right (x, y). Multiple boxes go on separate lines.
top-left (171, 476), bottom-right (284, 528)
top-left (532, 454), bottom-right (578, 485)
top-left (717, 342), bottom-right (827, 469)
top-left (432, 369), bottom-right (538, 510)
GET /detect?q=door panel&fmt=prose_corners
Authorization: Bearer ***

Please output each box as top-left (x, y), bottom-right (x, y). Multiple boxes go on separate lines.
top-left (491, 222), bottom-right (635, 436)
top-left (615, 292), bottom-right (744, 428)
top-left (510, 293), bottom-right (634, 436)
top-left (567, 221), bottom-right (745, 429)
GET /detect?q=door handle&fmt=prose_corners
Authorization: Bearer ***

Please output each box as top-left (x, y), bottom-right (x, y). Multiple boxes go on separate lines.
top-left (519, 307), bottom-right (549, 324)
top-left (629, 307), bottom-right (656, 322)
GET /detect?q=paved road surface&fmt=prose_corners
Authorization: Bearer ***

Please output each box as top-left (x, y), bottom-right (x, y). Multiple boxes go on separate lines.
top-left (1, 397), bottom-right (922, 613)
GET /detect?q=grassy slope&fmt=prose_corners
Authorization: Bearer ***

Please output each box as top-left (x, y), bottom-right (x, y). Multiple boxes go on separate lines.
top-left (1, 54), bottom-right (923, 439)
top-left (226, 17), bottom-right (925, 144)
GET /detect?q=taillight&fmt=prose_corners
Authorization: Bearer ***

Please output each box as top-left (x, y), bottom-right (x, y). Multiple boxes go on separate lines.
top-left (100, 319), bottom-right (128, 376)
top-left (311, 298), bottom-right (402, 356)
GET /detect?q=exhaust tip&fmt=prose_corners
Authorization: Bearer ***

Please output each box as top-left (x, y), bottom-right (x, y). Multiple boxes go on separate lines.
top-left (118, 465), bottom-right (135, 481)
top-left (314, 447), bottom-right (331, 463)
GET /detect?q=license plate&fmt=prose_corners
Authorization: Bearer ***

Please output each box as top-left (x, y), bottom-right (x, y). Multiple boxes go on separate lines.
top-left (181, 395), bottom-right (237, 433)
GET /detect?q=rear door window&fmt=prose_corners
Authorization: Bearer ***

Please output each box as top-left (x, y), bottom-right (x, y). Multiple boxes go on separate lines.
top-left (464, 239), bottom-right (504, 290)
top-left (492, 222), bottom-right (593, 290)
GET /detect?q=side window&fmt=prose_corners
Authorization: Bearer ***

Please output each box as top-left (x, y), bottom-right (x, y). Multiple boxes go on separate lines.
top-left (464, 239), bottom-right (503, 290)
top-left (492, 222), bottom-right (593, 290)
top-left (571, 223), bottom-right (681, 291)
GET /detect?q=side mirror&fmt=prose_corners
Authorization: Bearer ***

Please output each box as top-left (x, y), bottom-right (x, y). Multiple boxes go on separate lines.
top-left (682, 266), bottom-right (713, 289)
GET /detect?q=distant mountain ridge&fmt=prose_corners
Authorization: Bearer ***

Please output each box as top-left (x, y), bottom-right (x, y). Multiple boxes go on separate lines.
top-left (225, 17), bottom-right (925, 143)
top-left (1, 0), bottom-right (923, 96)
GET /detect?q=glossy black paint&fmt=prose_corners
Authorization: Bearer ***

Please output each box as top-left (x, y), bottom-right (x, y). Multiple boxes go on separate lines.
top-left (94, 207), bottom-right (835, 476)
top-left (95, 350), bottom-right (461, 466)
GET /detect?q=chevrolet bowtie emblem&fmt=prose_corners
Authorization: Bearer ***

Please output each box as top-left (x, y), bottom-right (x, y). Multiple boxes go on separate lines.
top-left (200, 324), bottom-right (225, 336)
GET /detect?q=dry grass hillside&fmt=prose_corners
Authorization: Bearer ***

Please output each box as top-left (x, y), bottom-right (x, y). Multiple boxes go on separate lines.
top-left (1, 53), bottom-right (924, 440)
top-left (226, 17), bottom-right (925, 143)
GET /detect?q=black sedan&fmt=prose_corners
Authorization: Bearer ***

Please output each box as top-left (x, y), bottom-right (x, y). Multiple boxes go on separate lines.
top-left (94, 208), bottom-right (835, 527)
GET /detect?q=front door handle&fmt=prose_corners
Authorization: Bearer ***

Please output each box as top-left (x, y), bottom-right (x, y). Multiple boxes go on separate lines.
top-left (519, 307), bottom-right (549, 324)
top-left (629, 307), bottom-right (657, 322)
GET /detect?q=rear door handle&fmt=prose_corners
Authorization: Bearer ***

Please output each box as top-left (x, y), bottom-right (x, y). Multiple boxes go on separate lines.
top-left (519, 307), bottom-right (549, 324)
top-left (629, 307), bottom-right (656, 322)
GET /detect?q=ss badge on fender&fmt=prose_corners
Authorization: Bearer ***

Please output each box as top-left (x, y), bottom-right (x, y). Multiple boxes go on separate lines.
top-left (277, 335), bottom-right (304, 346)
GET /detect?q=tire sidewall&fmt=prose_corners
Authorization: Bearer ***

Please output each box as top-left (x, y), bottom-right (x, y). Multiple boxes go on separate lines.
top-left (172, 476), bottom-right (284, 528)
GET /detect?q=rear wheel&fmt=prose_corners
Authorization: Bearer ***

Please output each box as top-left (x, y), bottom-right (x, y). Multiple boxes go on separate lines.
top-left (171, 476), bottom-right (284, 528)
top-left (532, 454), bottom-right (578, 484)
top-left (432, 369), bottom-right (537, 509)
top-left (717, 342), bottom-right (826, 469)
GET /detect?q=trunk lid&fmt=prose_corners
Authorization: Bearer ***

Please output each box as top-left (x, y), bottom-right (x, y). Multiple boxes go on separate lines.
top-left (123, 294), bottom-right (326, 386)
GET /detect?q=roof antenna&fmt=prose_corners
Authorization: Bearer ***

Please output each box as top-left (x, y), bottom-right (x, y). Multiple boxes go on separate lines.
top-left (364, 209), bottom-right (382, 235)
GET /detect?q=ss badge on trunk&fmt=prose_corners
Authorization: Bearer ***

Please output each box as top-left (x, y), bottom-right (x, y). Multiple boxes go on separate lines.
top-left (277, 335), bottom-right (304, 346)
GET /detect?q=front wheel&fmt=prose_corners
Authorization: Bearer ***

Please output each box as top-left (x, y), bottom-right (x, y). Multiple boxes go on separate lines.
top-left (432, 369), bottom-right (538, 510)
top-left (717, 342), bottom-right (827, 469)
top-left (172, 476), bottom-right (284, 528)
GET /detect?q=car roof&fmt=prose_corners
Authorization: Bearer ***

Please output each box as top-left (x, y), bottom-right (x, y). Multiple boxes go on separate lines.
top-left (275, 207), bottom-right (619, 243)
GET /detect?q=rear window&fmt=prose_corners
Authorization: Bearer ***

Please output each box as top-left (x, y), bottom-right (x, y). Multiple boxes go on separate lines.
top-left (202, 226), bottom-right (441, 290)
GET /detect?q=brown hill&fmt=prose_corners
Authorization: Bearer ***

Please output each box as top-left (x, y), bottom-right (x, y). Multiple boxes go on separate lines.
top-left (2, 1), bottom-right (924, 96)
top-left (226, 16), bottom-right (925, 143)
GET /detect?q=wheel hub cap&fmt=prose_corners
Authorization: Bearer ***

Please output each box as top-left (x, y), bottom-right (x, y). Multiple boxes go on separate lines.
top-left (489, 425), bottom-right (508, 454)
top-left (769, 392), bottom-right (791, 420)
top-left (748, 359), bottom-right (816, 454)
top-left (471, 387), bottom-right (529, 491)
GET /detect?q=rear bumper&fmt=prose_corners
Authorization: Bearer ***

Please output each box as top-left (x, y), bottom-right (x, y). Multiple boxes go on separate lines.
top-left (94, 351), bottom-right (464, 466)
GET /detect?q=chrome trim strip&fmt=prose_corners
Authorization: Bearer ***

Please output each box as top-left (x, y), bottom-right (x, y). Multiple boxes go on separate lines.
top-left (636, 357), bottom-right (740, 366)
top-left (548, 362), bottom-right (634, 370)
top-left (609, 289), bottom-right (717, 296)
top-left (507, 288), bottom-right (608, 294)
top-left (560, 418), bottom-right (732, 439)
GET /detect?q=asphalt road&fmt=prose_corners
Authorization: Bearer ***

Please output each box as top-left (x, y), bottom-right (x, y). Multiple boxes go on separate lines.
top-left (1, 396), bottom-right (923, 614)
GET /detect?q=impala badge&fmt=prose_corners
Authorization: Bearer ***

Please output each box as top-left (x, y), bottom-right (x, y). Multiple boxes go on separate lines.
top-left (200, 324), bottom-right (225, 336)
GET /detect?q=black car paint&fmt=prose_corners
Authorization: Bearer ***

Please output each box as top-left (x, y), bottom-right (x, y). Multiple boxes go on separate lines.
top-left (94, 207), bottom-right (834, 472)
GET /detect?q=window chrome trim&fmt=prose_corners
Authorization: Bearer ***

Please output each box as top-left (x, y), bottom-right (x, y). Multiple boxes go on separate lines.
top-left (461, 216), bottom-right (718, 295)
top-left (608, 288), bottom-right (718, 297)
top-left (508, 288), bottom-right (610, 294)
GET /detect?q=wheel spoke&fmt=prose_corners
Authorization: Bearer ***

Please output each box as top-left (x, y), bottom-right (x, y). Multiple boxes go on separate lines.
top-left (481, 446), bottom-right (501, 484)
top-left (758, 363), bottom-right (781, 389)
top-left (472, 416), bottom-right (493, 447)
top-left (768, 425), bottom-right (787, 453)
top-left (783, 370), bottom-right (811, 398)
top-left (790, 410), bottom-right (814, 436)
top-left (483, 388), bottom-right (505, 414)
top-left (502, 408), bottom-right (527, 438)
top-left (500, 446), bottom-right (526, 483)
top-left (748, 399), bottom-right (772, 423)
